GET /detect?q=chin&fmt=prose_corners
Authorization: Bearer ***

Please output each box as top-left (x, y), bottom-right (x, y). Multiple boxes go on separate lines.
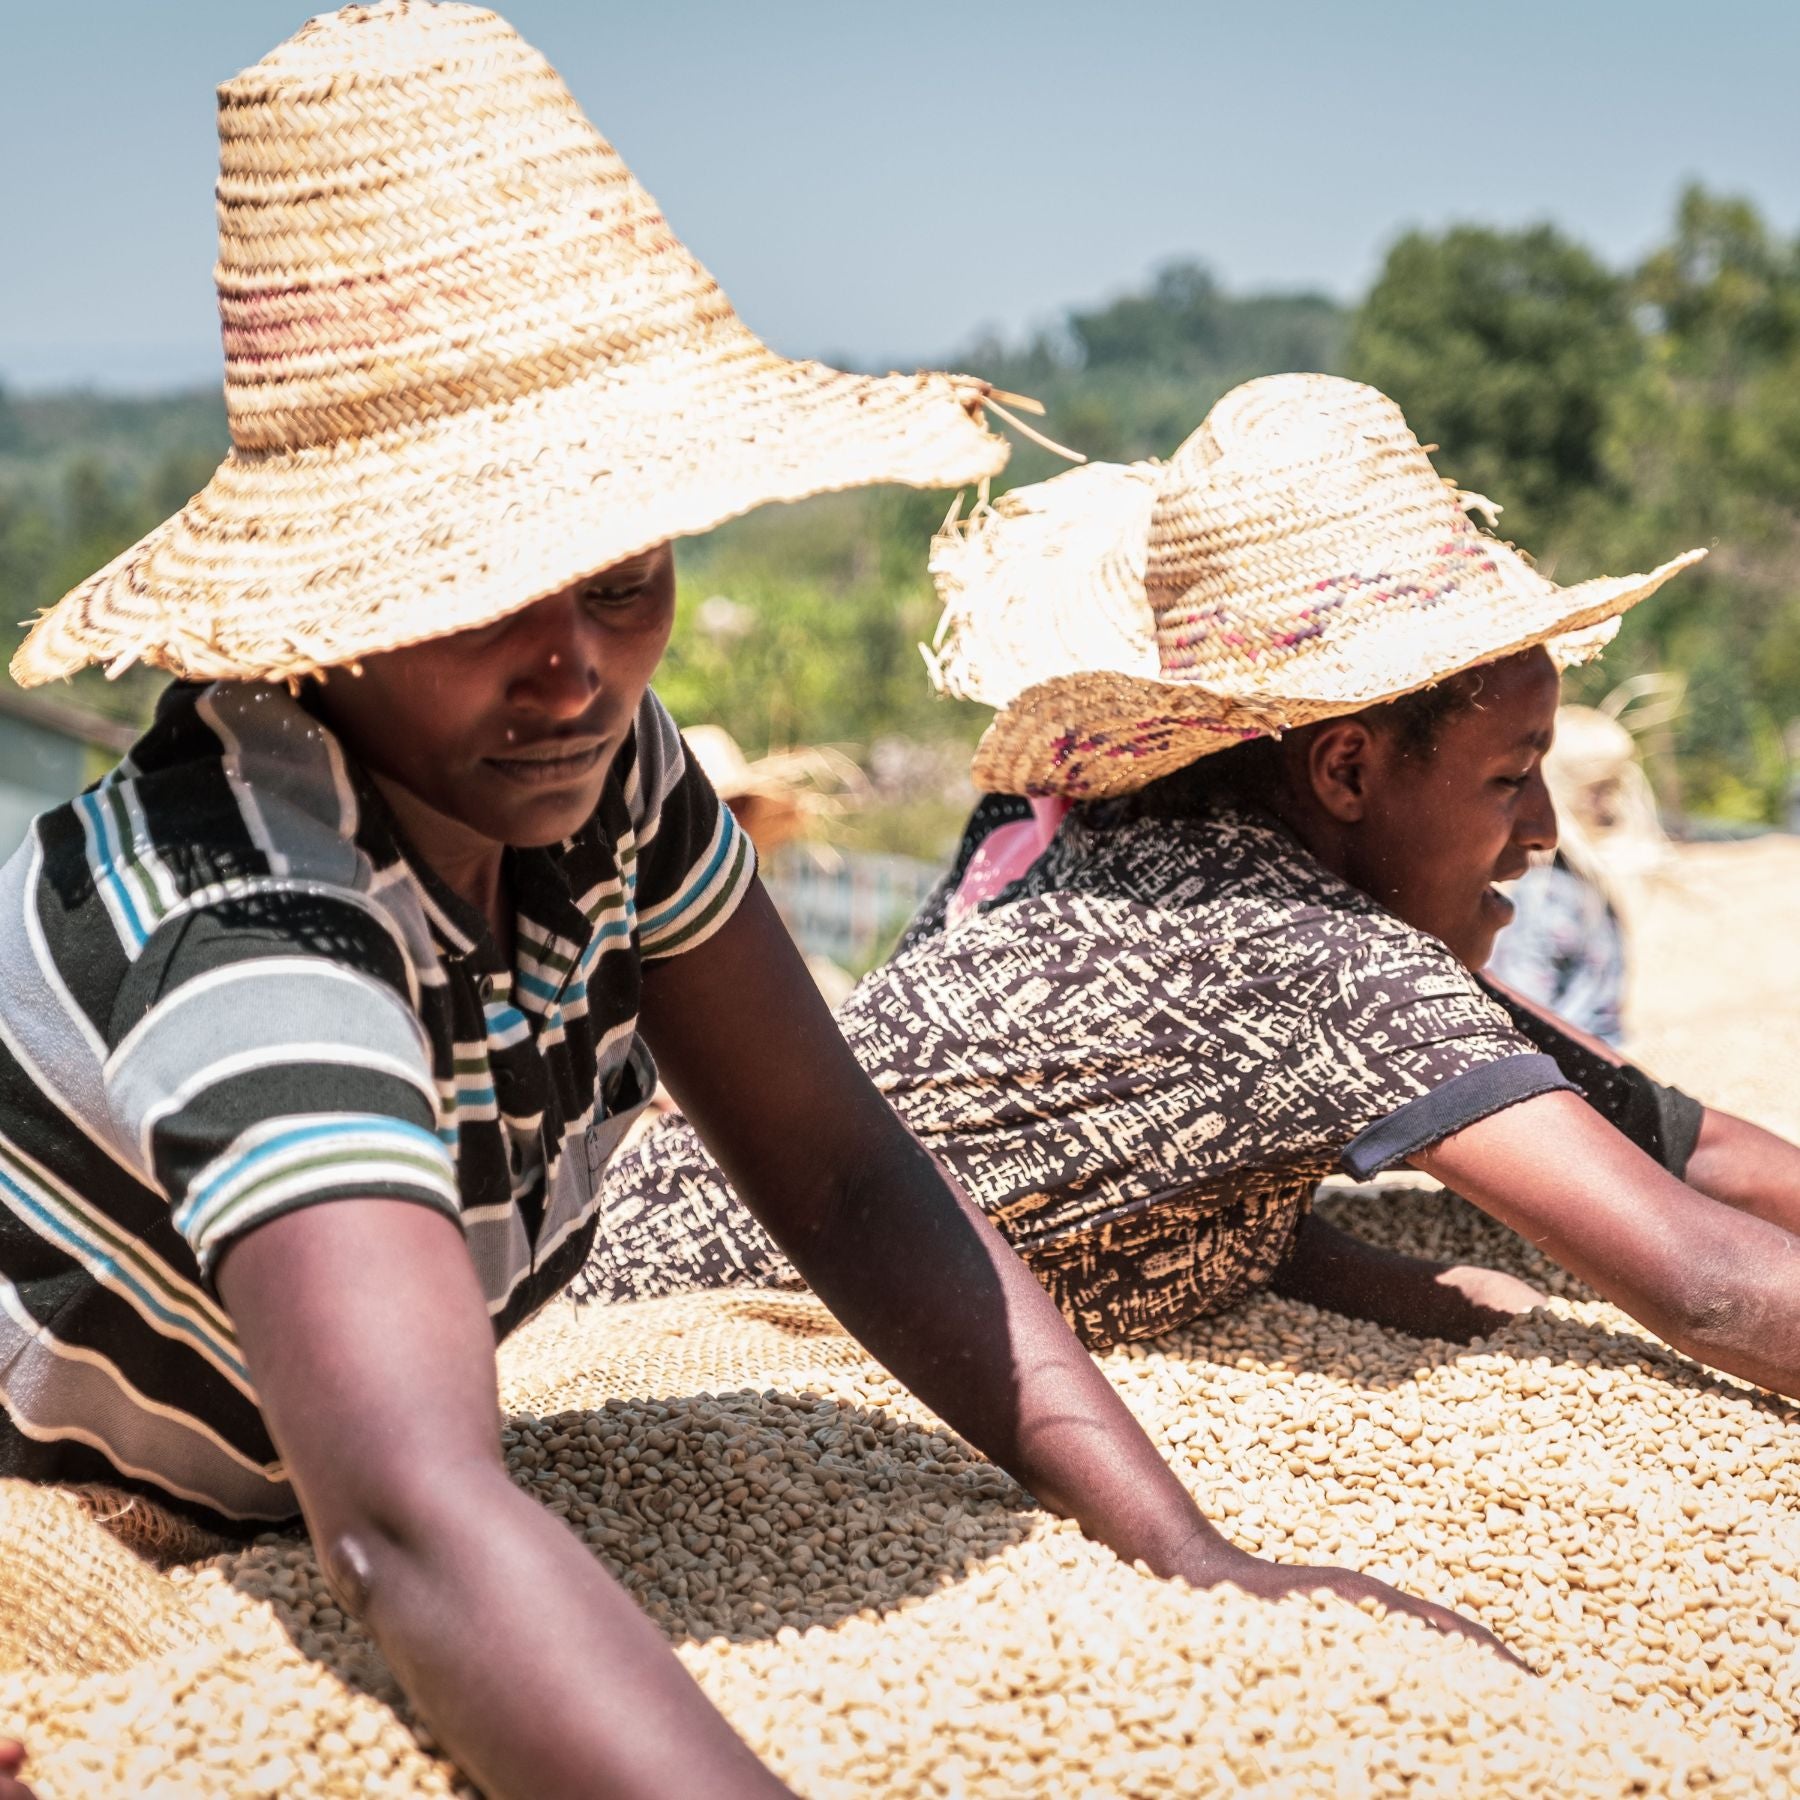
top-left (465, 786), bottom-right (598, 849)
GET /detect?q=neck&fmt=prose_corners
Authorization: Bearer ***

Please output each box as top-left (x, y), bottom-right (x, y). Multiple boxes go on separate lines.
top-left (1130, 745), bottom-right (1364, 892)
top-left (1251, 784), bottom-right (1346, 874)
top-left (368, 768), bottom-right (510, 941)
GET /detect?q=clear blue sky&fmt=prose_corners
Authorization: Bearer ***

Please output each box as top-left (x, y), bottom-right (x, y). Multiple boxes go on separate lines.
top-left (4, 1), bottom-right (1796, 390)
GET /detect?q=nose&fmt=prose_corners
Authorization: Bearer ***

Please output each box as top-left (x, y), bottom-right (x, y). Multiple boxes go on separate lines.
top-left (502, 593), bottom-right (602, 722)
top-left (1518, 767), bottom-right (1558, 853)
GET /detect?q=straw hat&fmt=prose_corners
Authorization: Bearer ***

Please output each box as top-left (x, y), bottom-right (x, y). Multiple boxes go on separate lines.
top-left (927, 374), bottom-right (1703, 798)
top-left (12, 2), bottom-right (1008, 689)
top-left (1539, 703), bottom-right (1667, 903)
top-left (683, 724), bottom-right (866, 854)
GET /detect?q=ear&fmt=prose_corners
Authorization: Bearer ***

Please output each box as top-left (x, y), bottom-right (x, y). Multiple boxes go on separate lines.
top-left (1302, 718), bottom-right (1379, 823)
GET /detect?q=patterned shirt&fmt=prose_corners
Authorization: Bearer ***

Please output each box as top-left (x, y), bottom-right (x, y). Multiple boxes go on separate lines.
top-left (0, 680), bottom-right (752, 1525)
top-left (590, 796), bottom-right (1695, 1348)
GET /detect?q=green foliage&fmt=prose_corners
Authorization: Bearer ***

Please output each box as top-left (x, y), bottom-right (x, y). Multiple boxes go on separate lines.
top-left (963, 259), bottom-right (1348, 478)
top-left (1348, 191), bottom-right (1800, 822)
top-left (0, 389), bottom-right (228, 723)
top-left (655, 491), bottom-right (985, 766)
top-left (4, 197), bottom-right (1799, 831)
top-left (1347, 224), bottom-right (1640, 550)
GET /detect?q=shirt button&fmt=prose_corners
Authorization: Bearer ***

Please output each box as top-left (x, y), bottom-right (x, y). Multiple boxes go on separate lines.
top-left (478, 975), bottom-right (496, 1003)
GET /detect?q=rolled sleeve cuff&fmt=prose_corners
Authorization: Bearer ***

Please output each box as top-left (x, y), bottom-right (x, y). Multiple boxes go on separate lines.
top-left (638, 809), bottom-right (757, 962)
top-left (1340, 1052), bottom-right (1576, 1181)
top-left (177, 1114), bottom-right (462, 1289)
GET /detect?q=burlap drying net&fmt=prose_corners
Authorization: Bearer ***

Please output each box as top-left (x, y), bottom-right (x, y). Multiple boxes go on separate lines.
top-left (12, 3), bottom-right (1009, 689)
top-left (4, 1269), bottom-right (1796, 1798)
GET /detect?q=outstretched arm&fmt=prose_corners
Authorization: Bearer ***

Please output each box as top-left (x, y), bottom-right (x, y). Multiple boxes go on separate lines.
top-left (1486, 973), bottom-right (1800, 1233)
top-left (1269, 1209), bottom-right (1545, 1342)
top-left (1685, 1107), bottom-right (1800, 1236)
top-left (1414, 1090), bottom-right (1800, 1398)
top-left (640, 882), bottom-right (1517, 1656)
top-left (217, 1200), bottom-right (797, 1800)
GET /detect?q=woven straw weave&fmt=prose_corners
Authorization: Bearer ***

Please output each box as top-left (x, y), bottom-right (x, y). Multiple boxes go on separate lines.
top-left (930, 374), bottom-right (1702, 797)
top-left (13, 3), bottom-right (1007, 688)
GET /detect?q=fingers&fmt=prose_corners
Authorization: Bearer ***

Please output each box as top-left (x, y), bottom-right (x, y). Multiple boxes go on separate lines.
top-left (1380, 1589), bottom-right (1535, 1674)
top-left (0, 1738), bottom-right (34, 1800)
top-left (1182, 1553), bottom-right (1536, 1676)
top-left (1440, 1264), bottom-right (1547, 1315)
top-left (1282, 1569), bottom-right (1534, 1674)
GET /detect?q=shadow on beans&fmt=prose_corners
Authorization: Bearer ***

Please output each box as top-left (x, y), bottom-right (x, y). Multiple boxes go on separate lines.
top-left (219, 1386), bottom-right (1042, 1704)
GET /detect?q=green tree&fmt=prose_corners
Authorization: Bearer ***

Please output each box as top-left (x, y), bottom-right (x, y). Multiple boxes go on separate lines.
top-left (1346, 224), bottom-right (1641, 554)
top-left (0, 384), bottom-right (23, 457)
top-left (1596, 189), bottom-right (1800, 819)
top-left (0, 489), bottom-right (55, 625)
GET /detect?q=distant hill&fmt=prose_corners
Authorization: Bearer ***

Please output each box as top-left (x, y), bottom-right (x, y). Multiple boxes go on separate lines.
top-left (0, 385), bottom-right (225, 497)
top-left (959, 260), bottom-right (1347, 472)
top-left (2, 200), bottom-right (1795, 831)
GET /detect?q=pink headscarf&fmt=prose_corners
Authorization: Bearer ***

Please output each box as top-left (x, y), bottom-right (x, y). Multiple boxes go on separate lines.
top-left (945, 796), bottom-right (1072, 928)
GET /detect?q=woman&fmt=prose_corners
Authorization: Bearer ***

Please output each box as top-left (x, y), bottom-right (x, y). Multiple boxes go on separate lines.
top-left (0, 19), bottom-right (1498, 1800)
top-left (592, 375), bottom-right (1800, 1391)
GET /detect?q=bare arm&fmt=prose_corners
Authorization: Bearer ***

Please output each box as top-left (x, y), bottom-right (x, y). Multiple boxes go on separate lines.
top-left (1486, 973), bottom-right (1800, 1232)
top-left (1414, 1090), bottom-right (1800, 1398)
top-left (1270, 1210), bottom-right (1545, 1341)
top-left (641, 883), bottom-right (1517, 1655)
top-left (216, 1201), bottom-right (796, 1800)
top-left (1685, 1107), bottom-right (1800, 1235)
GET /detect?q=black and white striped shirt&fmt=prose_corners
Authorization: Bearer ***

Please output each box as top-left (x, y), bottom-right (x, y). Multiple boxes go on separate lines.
top-left (0, 680), bottom-right (752, 1526)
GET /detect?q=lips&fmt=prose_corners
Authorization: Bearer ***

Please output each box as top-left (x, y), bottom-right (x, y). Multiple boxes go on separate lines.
top-left (483, 739), bottom-right (606, 788)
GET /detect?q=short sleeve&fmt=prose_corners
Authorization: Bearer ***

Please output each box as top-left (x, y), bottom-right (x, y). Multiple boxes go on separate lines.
top-left (103, 888), bottom-right (460, 1288)
top-left (1247, 923), bottom-right (1575, 1181)
top-left (1480, 979), bottom-right (1704, 1178)
top-left (628, 691), bottom-right (758, 962)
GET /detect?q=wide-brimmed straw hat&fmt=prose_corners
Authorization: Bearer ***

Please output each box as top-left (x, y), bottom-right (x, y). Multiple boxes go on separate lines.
top-left (12, 2), bottom-right (1009, 689)
top-left (926, 374), bottom-right (1703, 798)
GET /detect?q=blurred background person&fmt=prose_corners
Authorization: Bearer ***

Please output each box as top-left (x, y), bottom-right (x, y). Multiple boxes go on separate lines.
top-left (684, 725), bottom-right (868, 1007)
top-left (1487, 699), bottom-right (1669, 1046)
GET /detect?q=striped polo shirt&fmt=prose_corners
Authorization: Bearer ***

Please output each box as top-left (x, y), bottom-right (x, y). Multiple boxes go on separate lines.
top-left (0, 679), bottom-right (753, 1527)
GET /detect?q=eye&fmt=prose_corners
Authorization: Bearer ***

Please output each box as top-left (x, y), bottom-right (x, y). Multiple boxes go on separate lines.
top-left (1495, 772), bottom-right (1531, 792)
top-left (582, 577), bottom-right (651, 611)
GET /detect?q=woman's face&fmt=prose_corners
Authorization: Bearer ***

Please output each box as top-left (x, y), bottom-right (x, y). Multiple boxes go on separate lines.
top-left (1344, 649), bottom-right (1562, 968)
top-left (311, 544), bottom-right (677, 851)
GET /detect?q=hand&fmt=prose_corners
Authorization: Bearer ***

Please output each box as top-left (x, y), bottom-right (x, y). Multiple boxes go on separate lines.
top-left (0, 1738), bottom-right (38, 1800)
top-left (1176, 1540), bottom-right (1533, 1672)
top-left (1270, 1215), bottom-right (1543, 1343)
top-left (1435, 1263), bottom-right (1546, 1324)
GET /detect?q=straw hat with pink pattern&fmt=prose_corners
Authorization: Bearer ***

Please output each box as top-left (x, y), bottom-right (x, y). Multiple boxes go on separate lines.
top-left (926, 373), bottom-right (1703, 800)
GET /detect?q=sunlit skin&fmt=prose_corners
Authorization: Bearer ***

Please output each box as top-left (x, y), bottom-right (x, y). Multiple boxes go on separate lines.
top-left (1262, 647), bottom-right (1562, 969)
top-left (307, 544), bottom-right (676, 951)
top-left (1231, 644), bottom-right (1800, 1361)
